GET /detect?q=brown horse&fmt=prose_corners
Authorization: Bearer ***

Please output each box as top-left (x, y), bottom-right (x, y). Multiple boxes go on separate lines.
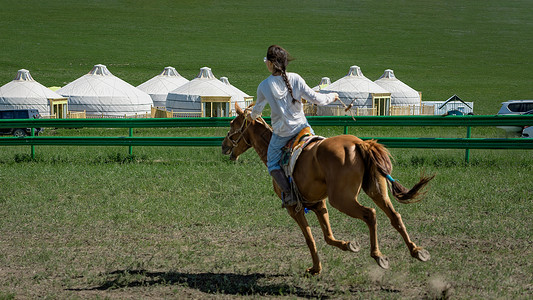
top-left (222, 103), bottom-right (435, 274)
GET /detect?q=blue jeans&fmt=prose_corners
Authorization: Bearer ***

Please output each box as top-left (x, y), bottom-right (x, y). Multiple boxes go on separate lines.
top-left (267, 123), bottom-right (314, 174)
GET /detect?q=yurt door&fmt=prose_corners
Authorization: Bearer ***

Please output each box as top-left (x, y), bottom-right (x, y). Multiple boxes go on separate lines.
top-left (372, 94), bottom-right (391, 116)
top-left (49, 98), bottom-right (68, 118)
top-left (201, 96), bottom-right (231, 117)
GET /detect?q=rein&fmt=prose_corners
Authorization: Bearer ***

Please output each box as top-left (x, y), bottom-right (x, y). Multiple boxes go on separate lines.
top-left (226, 108), bottom-right (264, 148)
top-left (227, 117), bottom-right (252, 147)
top-left (336, 98), bottom-right (358, 122)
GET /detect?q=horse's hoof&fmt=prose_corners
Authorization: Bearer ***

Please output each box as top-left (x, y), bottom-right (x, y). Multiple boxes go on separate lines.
top-left (348, 241), bottom-right (360, 253)
top-left (415, 248), bottom-right (431, 262)
top-left (305, 267), bottom-right (321, 276)
top-left (375, 256), bottom-right (390, 269)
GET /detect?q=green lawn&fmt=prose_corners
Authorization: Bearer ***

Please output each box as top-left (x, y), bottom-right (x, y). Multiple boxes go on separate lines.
top-left (1, 0), bottom-right (532, 114)
top-left (0, 127), bottom-right (531, 298)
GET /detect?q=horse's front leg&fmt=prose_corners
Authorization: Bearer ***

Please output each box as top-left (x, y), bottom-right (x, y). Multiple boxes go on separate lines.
top-left (286, 205), bottom-right (321, 275)
top-left (311, 201), bottom-right (360, 253)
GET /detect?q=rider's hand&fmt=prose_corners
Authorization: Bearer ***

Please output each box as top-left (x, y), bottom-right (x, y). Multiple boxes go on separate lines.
top-left (332, 93), bottom-right (340, 102)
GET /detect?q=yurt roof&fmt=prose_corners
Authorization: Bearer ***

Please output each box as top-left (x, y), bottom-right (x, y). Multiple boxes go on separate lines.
top-left (137, 66), bottom-right (189, 95)
top-left (220, 76), bottom-right (252, 99)
top-left (322, 66), bottom-right (389, 94)
top-left (57, 64), bottom-right (150, 99)
top-left (56, 64), bottom-right (153, 115)
top-left (0, 69), bottom-right (64, 114)
top-left (312, 77), bottom-right (331, 91)
top-left (0, 69), bottom-right (64, 100)
top-left (374, 69), bottom-right (420, 104)
top-left (167, 67), bottom-right (236, 98)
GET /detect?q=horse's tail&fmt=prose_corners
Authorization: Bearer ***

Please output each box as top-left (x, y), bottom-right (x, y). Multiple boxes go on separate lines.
top-left (357, 139), bottom-right (435, 204)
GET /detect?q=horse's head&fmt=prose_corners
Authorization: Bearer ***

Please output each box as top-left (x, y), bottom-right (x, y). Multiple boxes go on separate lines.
top-left (222, 103), bottom-right (253, 161)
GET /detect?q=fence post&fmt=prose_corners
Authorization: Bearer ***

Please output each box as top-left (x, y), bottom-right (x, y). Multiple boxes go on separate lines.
top-left (31, 127), bottom-right (35, 159)
top-left (465, 126), bottom-right (471, 163)
top-left (129, 128), bottom-right (133, 156)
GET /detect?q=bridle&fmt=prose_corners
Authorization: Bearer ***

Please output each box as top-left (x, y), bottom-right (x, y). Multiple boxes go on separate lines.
top-left (225, 114), bottom-right (252, 148)
top-left (225, 107), bottom-right (273, 154)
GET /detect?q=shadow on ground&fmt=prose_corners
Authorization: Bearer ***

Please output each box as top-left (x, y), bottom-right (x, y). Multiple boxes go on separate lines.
top-left (69, 269), bottom-right (325, 298)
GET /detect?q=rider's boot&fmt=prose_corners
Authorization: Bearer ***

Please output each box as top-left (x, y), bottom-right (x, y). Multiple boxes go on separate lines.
top-left (270, 169), bottom-right (298, 207)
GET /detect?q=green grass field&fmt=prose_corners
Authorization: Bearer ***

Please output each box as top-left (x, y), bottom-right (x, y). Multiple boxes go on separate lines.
top-left (1, 0), bottom-right (532, 114)
top-left (1, 0), bottom-right (532, 299)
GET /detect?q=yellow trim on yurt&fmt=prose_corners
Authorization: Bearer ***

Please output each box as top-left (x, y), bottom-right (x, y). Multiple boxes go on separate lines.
top-left (201, 96), bottom-right (231, 103)
top-left (371, 93), bottom-right (392, 116)
top-left (201, 96), bottom-right (231, 117)
top-left (48, 97), bottom-right (68, 119)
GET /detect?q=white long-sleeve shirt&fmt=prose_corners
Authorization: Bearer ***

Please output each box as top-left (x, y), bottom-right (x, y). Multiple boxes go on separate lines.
top-left (251, 72), bottom-right (336, 137)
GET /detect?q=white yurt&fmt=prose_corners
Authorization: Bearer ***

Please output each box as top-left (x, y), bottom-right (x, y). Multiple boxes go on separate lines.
top-left (166, 67), bottom-right (246, 117)
top-left (0, 69), bottom-right (64, 115)
top-left (374, 69), bottom-right (420, 106)
top-left (312, 77), bottom-right (331, 92)
top-left (319, 66), bottom-right (390, 116)
top-left (57, 64), bottom-right (153, 117)
top-left (219, 76), bottom-right (253, 112)
top-left (137, 66), bottom-right (189, 108)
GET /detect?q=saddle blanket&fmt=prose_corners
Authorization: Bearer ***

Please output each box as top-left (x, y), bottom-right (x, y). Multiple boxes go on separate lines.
top-left (281, 127), bottom-right (325, 178)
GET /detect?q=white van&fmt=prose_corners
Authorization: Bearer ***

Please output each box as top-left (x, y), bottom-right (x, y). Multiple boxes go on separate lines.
top-left (497, 100), bottom-right (533, 134)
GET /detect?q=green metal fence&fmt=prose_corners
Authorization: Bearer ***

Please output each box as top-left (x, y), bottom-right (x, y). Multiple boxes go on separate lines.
top-left (0, 114), bottom-right (531, 128)
top-left (0, 115), bottom-right (532, 162)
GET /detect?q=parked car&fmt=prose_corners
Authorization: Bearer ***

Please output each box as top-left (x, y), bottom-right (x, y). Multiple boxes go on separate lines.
top-left (0, 109), bottom-right (43, 137)
top-left (519, 109), bottom-right (533, 138)
top-left (497, 100), bottom-right (533, 134)
top-left (522, 126), bottom-right (532, 138)
top-left (497, 100), bottom-right (533, 115)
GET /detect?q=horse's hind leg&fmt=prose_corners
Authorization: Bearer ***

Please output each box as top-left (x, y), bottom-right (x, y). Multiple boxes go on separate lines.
top-left (311, 201), bottom-right (360, 253)
top-left (366, 177), bottom-right (430, 262)
top-left (286, 205), bottom-right (322, 275)
top-left (328, 189), bottom-right (390, 269)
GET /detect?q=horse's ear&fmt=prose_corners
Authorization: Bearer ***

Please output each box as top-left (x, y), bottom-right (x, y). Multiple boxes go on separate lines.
top-left (235, 102), bottom-right (244, 116)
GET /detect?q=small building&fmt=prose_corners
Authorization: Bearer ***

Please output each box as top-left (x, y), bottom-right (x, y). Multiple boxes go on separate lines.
top-left (0, 69), bottom-right (67, 117)
top-left (318, 66), bottom-right (391, 116)
top-left (137, 66), bottom-right (189, 108)
top-left (166, 67), bottom-right (252, 117)
top-left (374, 69), bottom-right (428, 115)
top-left (424, 95), bottom-right (474, 115)
top-left (57, 64), bottom-right (153, 117)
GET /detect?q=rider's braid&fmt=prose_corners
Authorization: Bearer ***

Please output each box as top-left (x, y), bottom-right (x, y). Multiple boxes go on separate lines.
top-left (281, 70), bottom-right (299, 104)
top-left (267, 45), bottom-right (300, 104)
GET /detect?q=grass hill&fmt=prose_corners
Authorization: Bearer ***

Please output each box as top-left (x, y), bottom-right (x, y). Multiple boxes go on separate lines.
top-left (1, 0), bottom-right (531, 114)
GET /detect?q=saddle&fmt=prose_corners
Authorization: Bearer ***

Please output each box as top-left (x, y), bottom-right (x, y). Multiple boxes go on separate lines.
top-left (280, 127), bottom-right (325, 209)
top-left (281, 127), bottom-right (324, 175)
